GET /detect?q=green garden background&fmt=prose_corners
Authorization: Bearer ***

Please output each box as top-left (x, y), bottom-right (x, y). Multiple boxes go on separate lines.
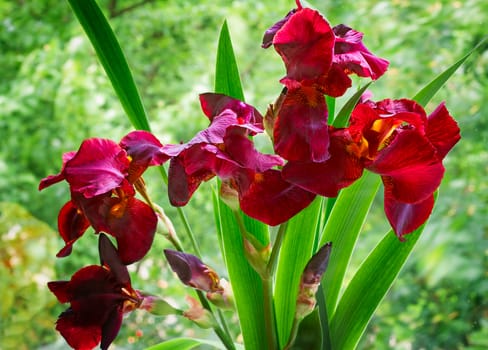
top-left (1, 0), bottom-right (487, 349)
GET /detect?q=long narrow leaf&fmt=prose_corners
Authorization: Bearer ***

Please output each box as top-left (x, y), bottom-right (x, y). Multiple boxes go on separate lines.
top-left (212, 21), bottom-right (268, 349)
top-left (67, 0), bottom-right (150, 131)
top-left (320, 171), bottom-right (381, 316)
top-left (413, 36), bottom-right (487, 106)
top-left (274, 197), bottom-right (322, 347)
top-left (146, 337), bottom-right (240, 350)
top-left (216, 200), bottom-right (268, 349)
top-left (329, 225), bottom-right (425, 350)
top-left (215, 21), bottom-right (245, 102)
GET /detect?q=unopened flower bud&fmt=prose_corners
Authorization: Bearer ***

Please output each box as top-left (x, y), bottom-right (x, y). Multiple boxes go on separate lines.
top-left (164, 249), bottom-right (223, 293)
top-left (296, 242), bottom-right (332, 319)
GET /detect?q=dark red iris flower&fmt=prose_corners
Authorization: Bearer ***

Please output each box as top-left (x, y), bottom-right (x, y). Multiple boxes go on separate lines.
top-left (48, 234), bottom-right (144, 350)
top-left (164, 93), bottom-right (315, 226)
top-left (262, 3), bottom-right (389, 163)
top-left (39, 131), bottom-right (168, 264)
top-left (283, 99), bottom-right (460, 238)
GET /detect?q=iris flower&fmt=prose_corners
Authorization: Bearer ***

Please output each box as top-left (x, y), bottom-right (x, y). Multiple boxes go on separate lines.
top-left (262, 2), bottom-right (388, 163)
top-left (283, 99), bottom-right (460, 238)
top-left (164, 93), bottom-right (315, 226)
top-left (48, 234), bottom-right (144, 350)
top-left (39, 131), bottom-right (168, 264)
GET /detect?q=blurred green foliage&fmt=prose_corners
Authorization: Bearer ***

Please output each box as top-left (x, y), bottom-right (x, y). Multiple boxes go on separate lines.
top-left (0, 0), bottom-right (486, 349)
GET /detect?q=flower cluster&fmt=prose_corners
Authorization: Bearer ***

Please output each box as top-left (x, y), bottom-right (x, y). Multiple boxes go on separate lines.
top-left (41, 1), bottom-right (460, 349)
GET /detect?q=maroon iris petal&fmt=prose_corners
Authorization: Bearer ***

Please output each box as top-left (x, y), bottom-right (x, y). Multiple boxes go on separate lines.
top-left (168, 146), bottom-right (218, 206)
top-left (333, 24), bottom-right (389, 80)
top-left (99, 233), bottom-right (131, 285)
top-left (101, 307), bottom-right (124, 350)
top-left (56, 200), bottom-right (91, 258)
top-left (76, 194), bottom-right (156, 264)
top-left (384, 193), bottom-right (435, 239)
top-left (162, 111), bottom-right (245, 159)
top-left (47, 281), bottom-right (70, 303)
top-left (119, 130), bottom-right (169, 183)
top-left (274, 86), bottom-right (330, 162)
top-left (199, 93), bottom-right (264, 127)
top-left (368, 129), bottom-right (444, 204)
top-left (223, 127), bottom-right (284, 172)
top-left (314, 64), bottom-right (352, 97)
top-left (64, 138), bottom-right (130, 198)
top-left (282, 129), bottom-right (364, 197)
top-left (237, 169), bottom-right (316, 226)
top-left (262, 9), bottom-right (296, 48)
top-left (54, 308), bottom-right (102, 350)
top-left (39, 151), bottom-right (76, 191)
top-left (111, 197), bottom-right (157, 265)
top-left (426, 102), bottom-right (461, 159)
top-left (273, 8), bottom-right (335, 83)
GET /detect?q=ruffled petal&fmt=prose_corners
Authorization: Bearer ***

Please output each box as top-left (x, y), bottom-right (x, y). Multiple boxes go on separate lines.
top-left (168, 146), bottom-right (217, 206)
top-left (39, 151), bottom-right (76, 190)
top-left (273, 8), bottom-right (335, 83)
top-left (333, 24), bottom-right (389, 80)
top-left (56, 200), bottom-right (90, 258)
top-left (426, 102), bottom-right (461, 159)
top-left (64, 138), bottom-right (130, 198)
top-left (55, 308), bottom-right (102, 350)
top-left (369, 129), bottom-right (444, 203)
top-left (199, 93), bottom-right (263, 127)
top-left (237, 169), bottom-right (316, 226)
top-left (78, 195), bottom-right (157, 264)
top-left (282, 130), bottom-right (364, 196)
top-left (223, 126), bottom-right (284, 172)
top-left (262, 9), bottom-right (296, 48)
top-left (384, 193), bottom-right (435, 239)
top-left (274, 86), bottom-right (330, 162)
top-left (120, 130), bottom-right (169, 182)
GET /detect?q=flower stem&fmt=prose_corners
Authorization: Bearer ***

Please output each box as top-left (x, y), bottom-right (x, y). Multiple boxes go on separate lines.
top-left (283, 317), bottom-right (300, 350)
top-left (263, 275), bottom-right (279, 350)
top-left (267, 222), bottom-right (288, 276)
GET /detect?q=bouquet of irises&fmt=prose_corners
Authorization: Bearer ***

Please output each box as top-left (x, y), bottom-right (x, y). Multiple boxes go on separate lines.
top-left (40, 1), bottom-right (474, 349)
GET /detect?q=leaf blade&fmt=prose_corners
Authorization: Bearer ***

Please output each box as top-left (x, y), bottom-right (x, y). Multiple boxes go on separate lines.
top-left (274, 197), bottom-right (322, 347)
top-left (67, 0), bottom-right (151, 131)
top-left (319, 171), bottom-right (381, 316)
top-left (329, 225), bottom-right (425, 350)
top-left (215, 21), bottom-right (245, 101)
top-left (212, 21), bottom-right (268, 349)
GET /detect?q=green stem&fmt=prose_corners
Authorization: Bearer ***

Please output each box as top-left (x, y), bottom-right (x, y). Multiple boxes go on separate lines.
top-left (176, 206), bottom-right (202, 257)
top-left (266, 222), bottom-right (288, 275)
top-left (263, 276), bottom-right (279, 350)
top-left (283, 317), bottom-right (300, 350)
